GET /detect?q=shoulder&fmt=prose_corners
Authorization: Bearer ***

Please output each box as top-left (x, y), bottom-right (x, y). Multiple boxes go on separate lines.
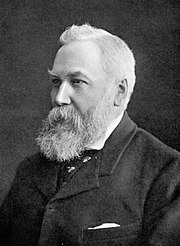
top-left (15, 152), bottom-right (58, 181)
top-left (134, 127), bottom-right (180, 160)
top-left (115, 112), bottom-right (179, 163)
top-left (3, 153), bottom-right (59, 203)
top-left (17, 152), bottom-right (47, 171)
top-left (128, 126), bottom-right (180, 177)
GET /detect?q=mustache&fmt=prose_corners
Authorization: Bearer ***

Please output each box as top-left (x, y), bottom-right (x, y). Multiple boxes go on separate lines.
top-left (46, 106), bottom-right (84, 130)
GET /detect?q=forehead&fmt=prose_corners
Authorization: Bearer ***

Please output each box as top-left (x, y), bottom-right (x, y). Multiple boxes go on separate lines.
top-left (52, 40), bottom-right (105, 79)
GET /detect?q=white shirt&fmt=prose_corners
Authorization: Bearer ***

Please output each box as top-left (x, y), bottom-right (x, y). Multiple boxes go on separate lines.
top-left (86, 111), bottom-right (124, 150)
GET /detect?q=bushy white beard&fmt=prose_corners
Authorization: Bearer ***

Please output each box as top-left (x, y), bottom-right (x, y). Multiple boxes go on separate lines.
top-left (36, 92), bottom-right (113, 162)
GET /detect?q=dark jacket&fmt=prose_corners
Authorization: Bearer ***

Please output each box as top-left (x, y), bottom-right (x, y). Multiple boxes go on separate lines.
top-left (0, 112), bottom-right (180, 246)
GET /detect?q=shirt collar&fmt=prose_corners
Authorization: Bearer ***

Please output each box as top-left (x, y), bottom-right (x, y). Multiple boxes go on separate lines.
top-left (86, 111), bottom-right (124, 150)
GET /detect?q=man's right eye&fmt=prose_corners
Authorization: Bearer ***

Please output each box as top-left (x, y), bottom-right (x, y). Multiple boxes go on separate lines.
top-left (52, 79), bottom-right (61, 85)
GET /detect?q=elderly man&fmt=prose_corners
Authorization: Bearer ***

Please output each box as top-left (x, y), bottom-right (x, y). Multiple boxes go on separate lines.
top-left (0, 24), bottom-right (180, 246)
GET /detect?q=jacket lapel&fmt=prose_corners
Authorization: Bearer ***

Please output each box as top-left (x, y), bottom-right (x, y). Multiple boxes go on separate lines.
top-left (49, 112), bottom-right (137, 202)
top-left (49, 154), bottom-right (101, 202)
top-left (99, 111), bottom-right (137, 175)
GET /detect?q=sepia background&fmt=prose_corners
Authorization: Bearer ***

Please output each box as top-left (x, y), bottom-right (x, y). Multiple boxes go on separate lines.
top-left (0, 0), bottom-right (179, 203)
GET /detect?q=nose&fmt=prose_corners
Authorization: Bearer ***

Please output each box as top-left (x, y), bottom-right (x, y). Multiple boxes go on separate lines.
top-left (54, 81), bottom-right (71, 106)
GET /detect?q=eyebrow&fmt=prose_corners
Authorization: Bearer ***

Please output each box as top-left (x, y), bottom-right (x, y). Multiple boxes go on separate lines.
top-left (48, 69), bottom-right (92, 82)
top-left (48, 69), bottom-right (59, 77)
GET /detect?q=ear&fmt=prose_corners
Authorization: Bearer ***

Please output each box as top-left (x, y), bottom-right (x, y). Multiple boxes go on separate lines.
top-left (114, 79), bottom-right (128, 107)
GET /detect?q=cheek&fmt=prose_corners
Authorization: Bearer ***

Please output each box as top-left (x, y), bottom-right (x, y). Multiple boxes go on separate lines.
top-left (72, 101), bottom-right (88, 115)
top-left (75, 94), bottom-right (103, 115)
top-left (72, 96), bottom-right (95, 115)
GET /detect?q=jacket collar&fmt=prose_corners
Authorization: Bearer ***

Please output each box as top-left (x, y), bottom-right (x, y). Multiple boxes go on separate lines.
top-left (99, 111), bottom-right (137, 175)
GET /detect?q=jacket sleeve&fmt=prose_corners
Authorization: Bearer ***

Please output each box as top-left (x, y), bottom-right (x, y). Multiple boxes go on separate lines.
top-left (141, 159), bottom-right (180, 246)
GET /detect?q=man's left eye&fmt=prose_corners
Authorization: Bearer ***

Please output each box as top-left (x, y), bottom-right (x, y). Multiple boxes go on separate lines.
top-left (71, 79), bottom-right (86, 85)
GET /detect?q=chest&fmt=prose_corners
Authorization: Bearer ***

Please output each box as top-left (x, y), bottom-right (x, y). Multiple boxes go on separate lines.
top-left (38, 175), bottom-right (142, 245)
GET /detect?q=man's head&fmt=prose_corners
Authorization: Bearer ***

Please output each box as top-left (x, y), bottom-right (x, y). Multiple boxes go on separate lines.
top-left (36, 24), bottom-right (136, 162)
top-left (58, 23), bottom-right (136, 109)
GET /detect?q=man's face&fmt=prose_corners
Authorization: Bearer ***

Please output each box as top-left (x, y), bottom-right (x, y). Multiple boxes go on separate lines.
top-left (36, 41), bottom-right (116, 161)
top-left (49, 40), bottom-right (111, 115)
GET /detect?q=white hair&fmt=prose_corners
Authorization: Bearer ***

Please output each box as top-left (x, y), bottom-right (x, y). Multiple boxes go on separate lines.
top-left (59, 24), bottom-right (136, 108)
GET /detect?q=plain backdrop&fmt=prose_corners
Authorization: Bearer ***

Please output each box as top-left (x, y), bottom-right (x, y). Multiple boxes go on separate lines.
top-left (0, 0), bottom-right (179, 203)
